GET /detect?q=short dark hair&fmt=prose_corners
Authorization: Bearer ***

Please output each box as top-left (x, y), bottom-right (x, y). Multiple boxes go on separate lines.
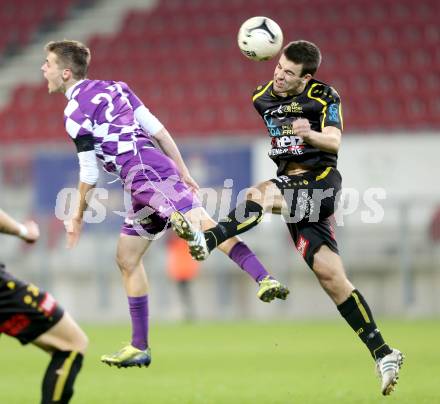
top-left (45, 40), bottom-right (91, 79)
top-left (283, 40), bottom-right (322, 76)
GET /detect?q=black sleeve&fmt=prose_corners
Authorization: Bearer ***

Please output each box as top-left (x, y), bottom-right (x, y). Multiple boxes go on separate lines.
top-left (322, 87), bottom-right (343, 131)
top-left (309, 85), bottom-right (343, 131)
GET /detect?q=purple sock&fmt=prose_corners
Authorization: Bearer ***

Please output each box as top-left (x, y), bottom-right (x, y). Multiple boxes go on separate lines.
top-left (228, 242), bottom-right (270, 283)
top-left (128, 295), bottom-right (149, 350)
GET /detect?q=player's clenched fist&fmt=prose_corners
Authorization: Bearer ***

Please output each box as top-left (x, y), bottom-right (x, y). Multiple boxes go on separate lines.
top-left (292, 118), bottom-right (312, 141)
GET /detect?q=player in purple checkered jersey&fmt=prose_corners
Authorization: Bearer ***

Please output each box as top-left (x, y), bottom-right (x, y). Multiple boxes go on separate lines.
top-left (42, 40), bottom-right (289, 368)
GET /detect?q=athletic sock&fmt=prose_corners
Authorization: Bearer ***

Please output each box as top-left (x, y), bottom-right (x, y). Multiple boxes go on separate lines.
top-left (41, 350), bottom-right (83, 404)
top-left (128, 295), bottom-right (149, 350)
top-left (228, 241), bottom-right (270, 283)
top-left (205, 200), bottom-right (264, 251)
top-left (337, 289), bottom-right (393, 360)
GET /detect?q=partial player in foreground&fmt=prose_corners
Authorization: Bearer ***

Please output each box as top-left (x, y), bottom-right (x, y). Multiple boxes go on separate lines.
top-left (41, 40), bottom-right (289, 369)
top-left (0, 209), bottom-right (88, 403)
top-left (172, 40), bottom-right (404, 395)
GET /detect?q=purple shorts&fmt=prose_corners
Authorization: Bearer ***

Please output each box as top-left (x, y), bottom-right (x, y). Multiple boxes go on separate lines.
top-left (120, 148), bottom-right (201, 238)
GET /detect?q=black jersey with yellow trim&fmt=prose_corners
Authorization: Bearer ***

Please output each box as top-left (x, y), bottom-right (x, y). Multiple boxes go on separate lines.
top-left (252, 78), bottom-right (343, 174)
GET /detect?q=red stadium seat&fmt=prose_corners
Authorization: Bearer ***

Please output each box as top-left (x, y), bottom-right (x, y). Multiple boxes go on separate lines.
top-left (1, 0), bottom-right (439, 141)
top-left (0, 0), bottom-right (86, 59)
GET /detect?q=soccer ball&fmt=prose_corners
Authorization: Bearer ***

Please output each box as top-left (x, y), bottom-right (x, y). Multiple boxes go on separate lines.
top-left (237, 16), bottom-right (283, 61)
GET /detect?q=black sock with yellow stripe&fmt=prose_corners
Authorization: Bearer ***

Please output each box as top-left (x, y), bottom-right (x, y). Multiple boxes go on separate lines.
top-left (42, 350), bottom-right (83, 404)
top-left (337, 290), bottom-right (392, 361)
top-left (205, 200), bottom-right (264, 251)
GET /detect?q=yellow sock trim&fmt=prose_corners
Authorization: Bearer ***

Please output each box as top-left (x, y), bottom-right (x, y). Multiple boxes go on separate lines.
top-left (373, 343), bottom-right (386, 360)
top-left (237, 215), bottom-right (258, 231)
top-left (351, 292), bottom-right (371, 324)
top-left (52, 351), bottom-right (78, 402)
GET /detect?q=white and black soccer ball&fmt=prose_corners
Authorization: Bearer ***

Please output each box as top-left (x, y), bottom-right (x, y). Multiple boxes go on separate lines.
top-left (237, 16), bottom-right (283, 61)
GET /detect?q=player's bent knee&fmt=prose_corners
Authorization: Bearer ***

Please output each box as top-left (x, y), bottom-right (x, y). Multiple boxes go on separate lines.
top-left (245, 187), bottom-right (263, 204)
top-left (246, 181), bottom-right (280, 212)
top-left (34, 322), bottom-right (88, 355)
top-left (312, 254), bottom-right (339, 283)
top-left (312, 253), bottom-right (352, 299)
top-left (313, 265), bottom-right (334, 283)
top-left (217, 237), bottom-right (240, 255)
top-left (115, 253), bottom-right (139, 274)
top-left (246, 191), bottom-right (272, 213)
top-left (245, 180), bottom-right (269, 199)
top-left (72, 329), bottom-right (89, 354)
top-left (62, 327), bottom-right (88, 354)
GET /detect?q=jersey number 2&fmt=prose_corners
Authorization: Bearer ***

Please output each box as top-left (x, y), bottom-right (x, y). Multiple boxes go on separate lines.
top-left (91, 84), bottom-right (130, 122)
top-left (91, 92), bottom-right (116, 122)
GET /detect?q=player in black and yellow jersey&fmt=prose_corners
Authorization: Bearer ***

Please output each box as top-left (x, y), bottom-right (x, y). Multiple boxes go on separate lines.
top-left (0, 209), bottom-right (88, 403)
top-left (171, 40), bottom-right (404, 395)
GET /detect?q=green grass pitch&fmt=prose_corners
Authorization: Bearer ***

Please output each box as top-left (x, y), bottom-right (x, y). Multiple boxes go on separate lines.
top-left (1, 320), bottom-right (438, 403)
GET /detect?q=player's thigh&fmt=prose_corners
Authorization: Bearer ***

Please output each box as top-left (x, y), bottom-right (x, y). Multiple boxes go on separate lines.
top-left (32, 312), bottom-right (88, 354)
top-left (287, 219), bottom-right (339, 270)
top-left (312, 244), bottom-right (346, 280)
top-left (116, 234), bottom-right (152, 270)
top-left (246, 180), bottom-right (286, 213)
top-left (312, 245), bottom-right (354, 303)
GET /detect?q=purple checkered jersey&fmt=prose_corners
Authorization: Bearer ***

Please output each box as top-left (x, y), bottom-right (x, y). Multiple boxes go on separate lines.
top-left (64, 79), bottom-right (163, 178)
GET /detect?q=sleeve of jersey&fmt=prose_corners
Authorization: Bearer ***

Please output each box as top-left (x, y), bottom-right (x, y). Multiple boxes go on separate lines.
top-left (134, 105), bottom-right (164, 137)
top-left (77, 150), bottom-right (99, 185)
top-left (64, 100), bottom-right (98, 184)
top-left (252, 96), bottom-right (261, 114)
top-left (321, 87), bottom-right (343, 131)
top-left (119, 82), bottom-right (164, 136)
top-left (251, 82), bottom-right (271, 114)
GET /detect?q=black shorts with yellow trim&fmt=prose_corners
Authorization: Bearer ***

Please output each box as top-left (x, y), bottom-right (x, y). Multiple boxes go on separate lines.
top-left (0, 264), bottom-right (64, 344)
top-left (270, 167), bottom-right (341, 269)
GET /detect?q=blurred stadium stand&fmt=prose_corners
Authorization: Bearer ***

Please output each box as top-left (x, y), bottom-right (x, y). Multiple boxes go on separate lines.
top-left (0, 0), bottom-right (439, 142)
top-left (0, 0), bottom-right (85, 60)
top-left (0, 0), bottom-right (439, 321)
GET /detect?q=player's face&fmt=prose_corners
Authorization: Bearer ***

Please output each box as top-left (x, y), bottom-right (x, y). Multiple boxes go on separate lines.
top-left (273, 54), bottom-right (309, 96)
top-left (41, 52), bottom-right (68, 94)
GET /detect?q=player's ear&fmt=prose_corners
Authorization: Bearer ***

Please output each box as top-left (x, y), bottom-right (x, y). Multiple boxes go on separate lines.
top-left (302, 73), bottom-right (312, 83)
top-left (62, 68), bottom-right (71, 81)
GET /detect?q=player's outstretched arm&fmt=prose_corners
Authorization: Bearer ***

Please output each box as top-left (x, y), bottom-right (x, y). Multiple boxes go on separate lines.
top-left (293, 119), bottom-right (341, 154)
top-left (64, 181), bottom-right (95, 249)
top-left (64, 149), bottom-right (99, 249)
top-left (153, 128), bottom-right (200, 192)
top-left (0, 208), bottom-right (40, 242)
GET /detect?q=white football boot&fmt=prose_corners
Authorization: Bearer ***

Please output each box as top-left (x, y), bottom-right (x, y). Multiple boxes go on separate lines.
top-left (376, 348), bottom-right (404, 395)
top-left (170, 211), bottom-right (210, 261)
